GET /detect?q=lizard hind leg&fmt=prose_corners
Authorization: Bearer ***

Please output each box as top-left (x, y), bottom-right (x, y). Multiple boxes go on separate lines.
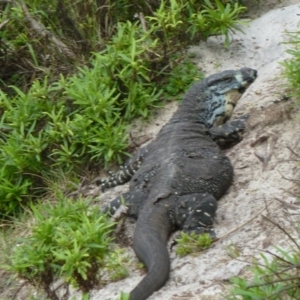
top-left (176, 193), bottom-right (218, 239)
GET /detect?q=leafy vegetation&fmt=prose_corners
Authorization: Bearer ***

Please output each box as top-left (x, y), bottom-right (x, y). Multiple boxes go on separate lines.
top-left (5, 196), bottom-right (129, 299)
top-left (119, 291), bottom-right (131, 300)
top-left (228, 246), bottom-right (300, 299)
top-left (281, 31), bottom-right (300, 101)
top-left (165, 57), bottom-right (204, 99)
top-left (105, 248), bottom-right (131, 282)
top-left (1, 0), bottom-right (246, 92)
top-left (175, 231), bottom-right (213, 257)
top-left (0, 0), bottom-right (247, 217)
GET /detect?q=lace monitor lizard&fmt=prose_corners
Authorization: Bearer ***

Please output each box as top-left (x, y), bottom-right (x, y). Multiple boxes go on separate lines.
top-left (96, 68), bottom-right (257, 300)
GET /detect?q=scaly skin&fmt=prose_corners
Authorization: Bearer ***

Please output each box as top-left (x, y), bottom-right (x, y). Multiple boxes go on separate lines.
top-left (97, 68), bottom-right (257, 300)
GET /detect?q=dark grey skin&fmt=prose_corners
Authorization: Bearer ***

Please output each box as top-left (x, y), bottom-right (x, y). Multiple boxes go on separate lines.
top-left (96, 68), bottom-right (257, 300)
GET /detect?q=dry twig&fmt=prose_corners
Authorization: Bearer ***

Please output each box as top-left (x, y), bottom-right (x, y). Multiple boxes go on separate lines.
top-left (262, 215), bottom-right (300, 251)
top-left (15, 0), bottom-right (76, 60)
top-left (215, 206), bottom-right (266, 243)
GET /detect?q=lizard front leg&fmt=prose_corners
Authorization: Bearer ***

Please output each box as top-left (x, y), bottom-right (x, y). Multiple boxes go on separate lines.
top-left (209, 114), bottom-right (249, 149)
top-left (95, 146), bottom-right (149, 191)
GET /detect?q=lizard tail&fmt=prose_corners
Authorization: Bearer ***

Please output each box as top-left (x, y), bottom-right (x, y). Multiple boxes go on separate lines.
top-left (129, 211), bottom-right (171, 300)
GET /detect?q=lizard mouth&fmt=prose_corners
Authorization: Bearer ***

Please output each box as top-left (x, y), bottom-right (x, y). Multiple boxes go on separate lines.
top-left (237, 68), bottom-right (258, 85)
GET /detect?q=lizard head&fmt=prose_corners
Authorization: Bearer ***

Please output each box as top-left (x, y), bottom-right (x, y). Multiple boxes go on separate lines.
top-left (205, 67), bottom-right (257, 127)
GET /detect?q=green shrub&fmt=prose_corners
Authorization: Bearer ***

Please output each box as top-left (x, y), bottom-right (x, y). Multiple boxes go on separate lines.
top-left (0, 0), bottom-right (247, 91)
top-left (175, 232), bottom-right (213, 257)
top-left (60, 21), bottom-right (164, 120)
top-left (119, 291), bottom-right (130, 300)
top-left (105, 248), bottom-right (131, 281)
top-left (0, 0), bottom-right (247, 216)
top-left (6, 197), bottom-right (119, 298)
top-left (281, 31), bottom-right (300, 101)
top-left (164, 57), bottom-right (204, 98)
top-left (188, 0), bottom-right (247, 47)
top-left (228, 246), bottom-right (300, 299)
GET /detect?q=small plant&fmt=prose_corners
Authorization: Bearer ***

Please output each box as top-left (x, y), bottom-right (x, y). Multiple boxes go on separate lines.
top-left (227, 212), bottom-right (300, 299)
top-left (105, 248), bottom-right (131, 281)
top-left (146, 0), bottom-right (185, 53)
top-left (164, 58), bottom-right (204, 98)
top-left (228, 247), bottom-right (300, 299)
top-left (188, 0), bottom-right (247, 47)
top-left (175, 231), bottom-right (213, 257)
top-left (6, 197), bottom-right (117, 298)
top-left (225, 243), bottom-right (241, 259)
top-left (119, 291), bottom-right (131, 300)
top-left (281, 31), bottom-right (300, 101)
